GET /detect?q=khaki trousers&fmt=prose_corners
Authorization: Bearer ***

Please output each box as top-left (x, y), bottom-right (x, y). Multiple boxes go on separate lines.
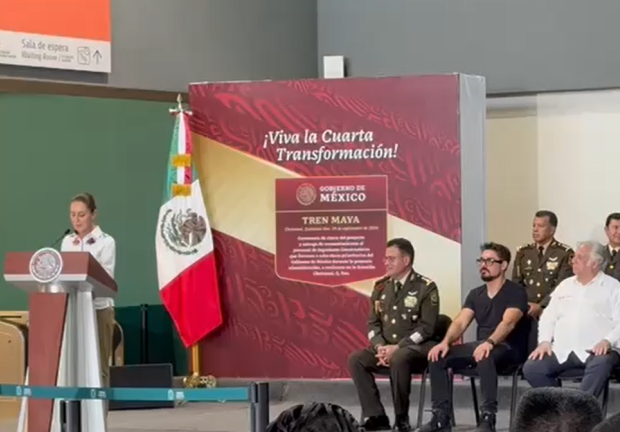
top-left (96, 307), bottom-right (115, 387)
top-left (96, 306), bottom-right (114, 421)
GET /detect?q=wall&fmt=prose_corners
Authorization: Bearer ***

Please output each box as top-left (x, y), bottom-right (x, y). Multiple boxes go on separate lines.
top-left (317, 0), bottom-right (620, 94)
top-left (485, 90), bottom-right (620, 259)
top-left (486, 112), bottom-right (539, 258)
top-left (536, 91), bottom-right (620, 247)
top-left (5, 0), bottom-right (620, 95)
top-left (0, 0), bottom-right (318, 92)
top-left (0, 93), bottom-right (172, 309)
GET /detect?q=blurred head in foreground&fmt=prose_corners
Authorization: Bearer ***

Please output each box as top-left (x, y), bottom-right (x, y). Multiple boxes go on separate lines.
top-left (512, 388), bottom-right (603, 432)
top-left (267, 402), bottom-right (360, 432)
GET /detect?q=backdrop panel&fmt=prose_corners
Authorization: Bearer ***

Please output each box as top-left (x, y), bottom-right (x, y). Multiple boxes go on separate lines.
top-left (189, 75), bottom-right (485, 378)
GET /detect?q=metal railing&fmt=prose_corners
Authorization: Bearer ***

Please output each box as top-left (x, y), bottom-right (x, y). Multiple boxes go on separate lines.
top-left (0, 382), bottom-right (270, 432)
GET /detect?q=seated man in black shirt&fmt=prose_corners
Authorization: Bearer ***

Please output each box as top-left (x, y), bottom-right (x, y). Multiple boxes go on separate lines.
top-left (416, 242), bottom-right (529, 432)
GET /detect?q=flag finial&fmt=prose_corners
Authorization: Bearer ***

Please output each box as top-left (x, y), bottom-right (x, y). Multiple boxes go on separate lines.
top-left (170, 94), bottom-right (192, 115)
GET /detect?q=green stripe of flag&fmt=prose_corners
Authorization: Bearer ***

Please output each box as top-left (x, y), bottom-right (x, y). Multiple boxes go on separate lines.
top-left (163, 115), bottom-right (181, 203)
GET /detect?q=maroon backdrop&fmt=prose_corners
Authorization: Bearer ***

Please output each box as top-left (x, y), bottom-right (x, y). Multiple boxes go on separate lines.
top-left (189, 76), bottom-right (461, 378)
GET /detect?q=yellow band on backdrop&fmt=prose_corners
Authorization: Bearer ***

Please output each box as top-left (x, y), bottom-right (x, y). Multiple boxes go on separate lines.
top-left (193, 135), bottom-right (462, 318)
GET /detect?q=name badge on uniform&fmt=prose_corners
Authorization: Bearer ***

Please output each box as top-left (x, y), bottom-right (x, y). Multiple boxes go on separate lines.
top-left (404, 296), bottom-right (417, 308)
top-left (546, 262), bottom-right (558, 271)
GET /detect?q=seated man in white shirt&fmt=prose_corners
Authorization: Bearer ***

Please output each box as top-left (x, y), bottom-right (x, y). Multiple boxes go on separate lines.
top-left (523, 240), bottom-right (620, 399)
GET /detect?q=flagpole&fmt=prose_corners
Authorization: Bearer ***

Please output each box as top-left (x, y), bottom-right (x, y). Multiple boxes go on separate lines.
top-left (170, 94), bottom-right (217, 389)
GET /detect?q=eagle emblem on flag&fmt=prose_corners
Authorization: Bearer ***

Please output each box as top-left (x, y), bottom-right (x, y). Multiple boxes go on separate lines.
top-left (159, 208), bottom-right (207, 255)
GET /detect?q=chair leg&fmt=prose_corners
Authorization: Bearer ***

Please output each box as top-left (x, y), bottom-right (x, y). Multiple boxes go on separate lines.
top-left (417, 370), bottom-right (428, 429)
top-left (470, 377), bottom-right (480, 425)
top-left (449, 371), bottom-right (456, 427)
top-left (603, 380), bottom-right (610, 418)
top-left (509, 372), bottom-right (519, 426)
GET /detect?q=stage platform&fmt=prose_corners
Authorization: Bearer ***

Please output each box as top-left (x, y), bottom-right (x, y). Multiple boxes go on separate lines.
top-left (0, 377), bottom-right (617, 432)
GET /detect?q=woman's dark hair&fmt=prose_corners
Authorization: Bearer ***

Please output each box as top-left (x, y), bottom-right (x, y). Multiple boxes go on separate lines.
top-left (513, 388), bottom-right (603, 432)
top-left (266, 402), bottom-right (360, 432)
top-left (71, 193), bottom-right (97, 213)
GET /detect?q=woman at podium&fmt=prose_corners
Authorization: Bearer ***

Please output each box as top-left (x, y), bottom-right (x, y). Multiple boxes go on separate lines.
top-left (60, 192), bottom-right (116, 389)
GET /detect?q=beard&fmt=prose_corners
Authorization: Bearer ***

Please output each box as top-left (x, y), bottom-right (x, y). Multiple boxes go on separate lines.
top-left (480, 272), bottom-right (497, 282)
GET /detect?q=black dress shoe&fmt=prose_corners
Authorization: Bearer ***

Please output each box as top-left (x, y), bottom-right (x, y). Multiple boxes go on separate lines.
top-left (475, 412), bottom-right (496, 432)
top-left (361, 415), bottom-right (392, 431)
top-left (393, 415), bottom-right (410, 432)
top-left (415, 410), bottom-right (451, 432)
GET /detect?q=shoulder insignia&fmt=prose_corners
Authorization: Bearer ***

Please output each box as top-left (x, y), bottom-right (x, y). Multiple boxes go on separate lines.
top-left (516, 243), bottom-right (532, 252)
top-left (374, 275), bottom-right (390, 291)
top-left (557, 242), bottom-right (572, 251)
top-left (550, 240), bottom-right (572, 251)
top-left (419, 275), bottom-right (434, 286)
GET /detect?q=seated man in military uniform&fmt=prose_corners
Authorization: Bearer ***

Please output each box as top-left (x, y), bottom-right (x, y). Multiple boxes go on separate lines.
top-left (348, 238), bottom-right (440, 432)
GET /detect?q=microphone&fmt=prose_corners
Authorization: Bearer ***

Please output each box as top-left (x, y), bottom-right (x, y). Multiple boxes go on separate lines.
top-left (50, 229), bottom-right (71, 248)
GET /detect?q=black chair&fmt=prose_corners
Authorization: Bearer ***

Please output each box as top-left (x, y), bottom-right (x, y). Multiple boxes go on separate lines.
top-left (449, 316), bottom-right (538, 426)
top-left (451, 317), bottom-right (614, 425)
top-left (374, 314), bottom-right (452, 428)
top-left (527, 314), bottom-right (610, 417)
top-left (419, 315), bottom-right (453, 426)
top-left (374, 366), bottom-right (429, 428)
top-left (555, 368), bottom-right (610, 417)
top-left (449, 362), bottom-right (521, 426)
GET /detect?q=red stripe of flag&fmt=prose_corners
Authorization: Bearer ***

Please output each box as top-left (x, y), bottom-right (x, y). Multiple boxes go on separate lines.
top-left (183, 112), bottom-right (193, 185)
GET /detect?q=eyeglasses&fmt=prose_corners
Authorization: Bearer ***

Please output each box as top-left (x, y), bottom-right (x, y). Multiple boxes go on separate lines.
top-left (383, 256), bottom-right (400, 263)
top-left (476, 258), bottom-right (503, 266)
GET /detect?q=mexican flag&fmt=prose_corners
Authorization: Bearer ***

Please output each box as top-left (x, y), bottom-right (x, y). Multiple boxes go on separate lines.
top-left (155, 108), bottom-right (222, 347)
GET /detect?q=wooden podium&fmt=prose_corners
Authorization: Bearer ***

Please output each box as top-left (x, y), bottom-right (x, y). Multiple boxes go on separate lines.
top-left (3, 249), bottom-right (118, 432)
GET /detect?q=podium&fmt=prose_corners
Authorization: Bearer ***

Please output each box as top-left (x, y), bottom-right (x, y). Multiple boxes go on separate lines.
top-left (3, 249), bottom-right (118, 432)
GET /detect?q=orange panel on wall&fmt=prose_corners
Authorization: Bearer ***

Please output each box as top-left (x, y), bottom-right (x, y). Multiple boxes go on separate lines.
top-left (0, 0), bottom-right (111, 72)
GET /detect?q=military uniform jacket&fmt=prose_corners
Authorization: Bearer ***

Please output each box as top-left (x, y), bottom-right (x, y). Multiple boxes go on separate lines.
top-left (367, 270), bottom-right (440, 350)
top-left (512, 239), bottom-right (574, 306)
top-left (602, 246), bottom-right (620, 282)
